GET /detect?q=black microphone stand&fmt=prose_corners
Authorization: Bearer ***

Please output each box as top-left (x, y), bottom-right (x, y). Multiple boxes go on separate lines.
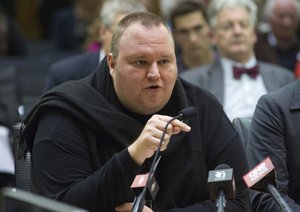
top-left (132, 113), bottom-right (183, 212)
top-left (266, 184), bottom-right (292, 212)
top-left (216, 190), bottom-right (225, 212)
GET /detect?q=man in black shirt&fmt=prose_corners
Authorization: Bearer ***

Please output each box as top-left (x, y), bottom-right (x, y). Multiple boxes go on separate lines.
top-left (21, 12), bottom-right (251, 211)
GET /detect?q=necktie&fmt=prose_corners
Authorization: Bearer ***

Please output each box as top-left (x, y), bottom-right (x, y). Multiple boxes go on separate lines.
top-left (232, 65), bottom-right (259, 79)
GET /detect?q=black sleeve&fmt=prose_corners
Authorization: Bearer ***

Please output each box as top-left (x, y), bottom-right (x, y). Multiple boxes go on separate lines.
top-left (164, 112), bottom-right (252, 211)
top-left (32, 111), bottom-right (142, 211)
top-left (175, 86), bottom-right (252, 211)
top-left (247, 95), bottom-right (300, 211)
top-left (206, 112), bottom-right (252, 212)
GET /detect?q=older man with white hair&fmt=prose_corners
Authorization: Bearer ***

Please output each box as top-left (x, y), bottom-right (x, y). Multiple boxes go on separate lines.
top-left (181, 0), bottom-right (294, 121)
top-left (255, 0), bottom-right (300, 74)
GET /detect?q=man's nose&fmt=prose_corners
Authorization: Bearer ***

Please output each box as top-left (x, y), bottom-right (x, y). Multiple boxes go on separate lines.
top-left (188, 31), bottom-right (199, 42)
top-left (147, 63), bottom-right (160, 79)
top-left (232, 23), bottom-right (243, 34)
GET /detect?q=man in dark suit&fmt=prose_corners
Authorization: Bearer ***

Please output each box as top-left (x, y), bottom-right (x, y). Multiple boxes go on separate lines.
top-left (44, 0), bottom-right (146, 92)
top-left (44, 51), bottom-right (99, 92)
top-left (247, 78), bottom-right (300, 211)
top-left (181, 0), bottom-right (294, 121)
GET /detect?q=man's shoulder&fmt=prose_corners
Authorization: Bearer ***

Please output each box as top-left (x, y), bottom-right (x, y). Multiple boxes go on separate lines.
top-left (181, 63), bottom-right (212, 76)
top-left (259, 61), bottom-right (294, 78)
top-left (50, 51), bottom-right (99, 72)
top-left (180, 78), bottom-right (222, 107)
top-left (45, 51), bottom-right (100, 91)
top-left (180, 63), bottom-right (214, 82)
top-left (269, 78), bottom-right (299, 99)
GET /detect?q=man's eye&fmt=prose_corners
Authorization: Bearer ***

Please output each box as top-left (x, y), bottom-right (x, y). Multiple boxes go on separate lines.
top-left (240, 21), bottom-right (250, 29)
top-left (136, 60), bottom-right (146, 65)
top-left (159, 59), bottom-right (169, 65)
top-left (194, 25), bottom-right (203, 33)
top-left (177, 29), bottom-right (189, 35)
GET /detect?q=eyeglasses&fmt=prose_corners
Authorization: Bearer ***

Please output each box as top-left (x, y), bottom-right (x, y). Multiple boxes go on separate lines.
top-left (176, 24), bottom-right (206, 37)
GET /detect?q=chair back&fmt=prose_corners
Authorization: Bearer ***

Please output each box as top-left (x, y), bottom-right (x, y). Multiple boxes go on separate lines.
top-left (12, 123), bottom-right (31, 192)
top-left (232, 117), bottom-right (252, 150)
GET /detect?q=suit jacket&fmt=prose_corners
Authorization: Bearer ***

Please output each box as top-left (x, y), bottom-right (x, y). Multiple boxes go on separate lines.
top-left (246, 78), bottom-right (300, 211)
top-left (180, 60), bottom-right (295, 104)
top-left (44, 51), bottom-right (99, 92)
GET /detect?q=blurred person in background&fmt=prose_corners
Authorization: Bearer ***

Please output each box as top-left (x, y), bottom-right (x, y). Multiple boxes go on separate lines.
top-left (170, 1), bottom-right (215, 73)
top-left (37, 0), bottom-right (72, 40)
top-left (0, 3), bottom-right (27, 56)
top-left (84, 18), bottom-right (102, 52)
top-left (50, 0), bottom-right (103, 50)
top-left (181, 0), bottom-right (294, 121)
top-left (138, 0), bottom-right (161, 16)
top-left (44, 0), bottom-right (146, 91)
top-left (255, 0), bottom-right (300, 75)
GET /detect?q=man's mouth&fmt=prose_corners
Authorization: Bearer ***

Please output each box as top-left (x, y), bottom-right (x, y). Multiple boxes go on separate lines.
top-left (147, 85), bottom-right (161, 91)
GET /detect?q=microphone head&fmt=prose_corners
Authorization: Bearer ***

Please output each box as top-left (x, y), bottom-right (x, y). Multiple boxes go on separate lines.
top-left (243, 157), bottom-right (276, 192)
top-left (179, 107), bottom-right (197, 119)
top-left (131, 173), bottom-right (159, 201)
top-left (207, 164), bottom-right (235, 202)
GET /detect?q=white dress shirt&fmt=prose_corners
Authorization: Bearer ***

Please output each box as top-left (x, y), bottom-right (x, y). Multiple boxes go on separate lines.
top-left (99, 49), bottom-right (106, 64)
top-left (221, 56), bottom-right (267, 121)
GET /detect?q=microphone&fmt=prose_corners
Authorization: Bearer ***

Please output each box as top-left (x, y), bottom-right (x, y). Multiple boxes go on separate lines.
top-left (207, 164), bottom-right (235, 212)
top-left (131, 107), bottom-right (197, 212)
top-left (243, 157), bottom-right (292, 212)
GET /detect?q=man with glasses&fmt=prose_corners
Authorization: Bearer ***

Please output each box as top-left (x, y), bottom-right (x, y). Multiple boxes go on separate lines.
top-left (169, 1), bottom-right (215, 73)
top-left (181, 0), bottom-right (294, 121)
top-left (255, 0), bottom-right (300, 75)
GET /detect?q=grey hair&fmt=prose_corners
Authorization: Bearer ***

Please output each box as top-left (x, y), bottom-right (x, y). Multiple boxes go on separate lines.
top-left (208, 0), bottom-right (257, 28)
top-left (100, 0), bottom-right (147, 28)
top-left (264, 0), bottom-right (300, 20)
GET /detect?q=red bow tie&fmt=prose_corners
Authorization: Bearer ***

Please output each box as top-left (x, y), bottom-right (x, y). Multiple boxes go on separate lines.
top-left (233, 65), bottom-right (259, 79)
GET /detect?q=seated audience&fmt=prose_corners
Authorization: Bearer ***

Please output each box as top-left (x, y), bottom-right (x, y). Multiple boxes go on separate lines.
top-left (50, 0), bottom-right (102, 50)
top-left (84, 18), bottom-right (101, 53)
top-left (247, 78), bottom-right (300, 211)
top-left (0, 4), bottom-right (27, 56)
top-left (181, 0), bottom-right (294, 121)
top-left (44, 0), bottom-right (146, 91)
top-left (20, 11), bottom-right (251, 211)
top-left (169, 1), bottom-right (215, 73)
top-left (254, 0), bottom-right (300, 74)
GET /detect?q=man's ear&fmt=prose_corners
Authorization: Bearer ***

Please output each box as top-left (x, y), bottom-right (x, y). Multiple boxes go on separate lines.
top-left (107, 53), bottom-right (115, 75)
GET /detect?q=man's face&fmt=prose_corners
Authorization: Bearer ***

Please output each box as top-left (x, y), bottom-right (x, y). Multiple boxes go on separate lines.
top-left (174, 11), bottom-right (211, 59)
top-left (108, 23), bottom-right (177, 115)
top-left (212, 6), bottom-right (257, 63)
top-left (270, 0), bottom-right (299, 41)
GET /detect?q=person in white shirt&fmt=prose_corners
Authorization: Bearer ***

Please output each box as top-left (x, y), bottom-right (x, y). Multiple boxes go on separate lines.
top-left (181, 0), bottom-right (294, 121)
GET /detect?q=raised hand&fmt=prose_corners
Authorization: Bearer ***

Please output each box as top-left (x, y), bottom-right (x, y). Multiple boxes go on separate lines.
top-left (128, 114), bottom-right (191, 165)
